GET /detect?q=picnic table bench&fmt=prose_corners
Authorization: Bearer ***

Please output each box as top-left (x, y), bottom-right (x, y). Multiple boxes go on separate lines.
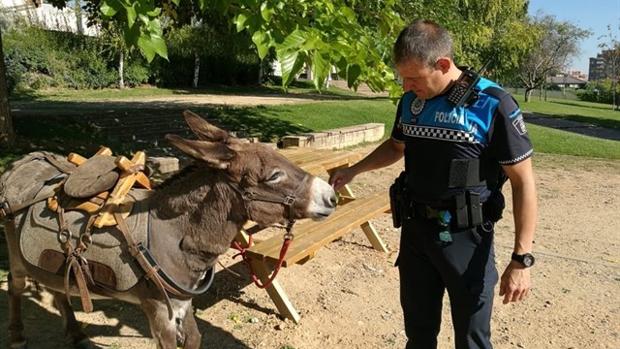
top-left (234, 147), bottom-right (391, 322)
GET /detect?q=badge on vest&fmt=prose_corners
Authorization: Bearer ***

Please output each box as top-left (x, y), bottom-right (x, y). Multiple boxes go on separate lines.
top-left (410, 97), bottom-right (425, 116)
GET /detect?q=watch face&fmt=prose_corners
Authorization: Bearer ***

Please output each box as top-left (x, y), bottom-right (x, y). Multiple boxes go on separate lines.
top-left (523, 254), bottom-right (535, 267)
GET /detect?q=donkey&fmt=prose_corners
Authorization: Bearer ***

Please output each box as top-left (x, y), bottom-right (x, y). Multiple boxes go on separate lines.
top-left (1, 112), bottom-right (337, 349)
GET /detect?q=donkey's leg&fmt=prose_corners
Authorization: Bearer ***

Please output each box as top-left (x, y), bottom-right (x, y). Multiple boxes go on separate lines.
top-left (179, 304), bottom-right (202, 349)
top-left (140, 298), bottom-right (179, 349)
top-left (50, 291), bottom-right (93, 349)
top-left (5, 221), bottom-right (29, 349)
top-left (7, 272), bottom-right (28, 349)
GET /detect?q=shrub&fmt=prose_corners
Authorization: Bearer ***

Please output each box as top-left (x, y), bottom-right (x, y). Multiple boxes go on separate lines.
top-left (577, 80), bottom-right (619, 104)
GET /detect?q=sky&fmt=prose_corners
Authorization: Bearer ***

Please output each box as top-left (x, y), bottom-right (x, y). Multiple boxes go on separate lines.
top-left (527, 0), bottom-right (620, 76)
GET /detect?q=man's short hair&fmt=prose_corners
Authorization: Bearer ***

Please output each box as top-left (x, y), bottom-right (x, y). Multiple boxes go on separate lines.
top-left (393, 20), bottom-right (454, 67)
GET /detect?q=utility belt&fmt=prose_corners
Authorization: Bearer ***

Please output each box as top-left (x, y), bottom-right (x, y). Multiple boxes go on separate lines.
top-left (389, 159), bottom-right (504, 230)
top-left (392, 191), bottom-right (483, 229)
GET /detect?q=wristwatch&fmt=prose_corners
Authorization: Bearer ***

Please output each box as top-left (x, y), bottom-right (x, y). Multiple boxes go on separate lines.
top-left (511, 252), bottom-right (535, 268)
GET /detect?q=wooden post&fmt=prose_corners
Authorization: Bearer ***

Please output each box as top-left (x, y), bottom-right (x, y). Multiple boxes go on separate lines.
top-left (249, 259), bottom-right (301, 323)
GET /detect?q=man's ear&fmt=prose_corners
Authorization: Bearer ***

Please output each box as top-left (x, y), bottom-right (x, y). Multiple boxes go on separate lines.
top-left (435, 57), bottom-right (452, 73)
top-left (165, 134), bottom-right (235, 169)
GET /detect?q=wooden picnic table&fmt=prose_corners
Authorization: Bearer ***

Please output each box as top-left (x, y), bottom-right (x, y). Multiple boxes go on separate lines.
top-left (234, 147), bottom-right (391, 323)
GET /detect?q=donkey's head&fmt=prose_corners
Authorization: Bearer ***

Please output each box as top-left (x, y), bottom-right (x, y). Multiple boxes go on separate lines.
top-left (165, 111), bottom-right (337, 227)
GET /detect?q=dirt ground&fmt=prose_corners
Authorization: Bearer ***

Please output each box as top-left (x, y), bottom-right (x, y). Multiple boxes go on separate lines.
top-left (1, 143), bottom-right (619, 349)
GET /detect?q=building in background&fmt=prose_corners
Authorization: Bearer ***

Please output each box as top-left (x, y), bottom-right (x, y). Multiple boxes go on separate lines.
top-left (546, 74), bottom-right (587, 89)
top-left (588, 48), bottom-right (620, 81)
top-left (0, 0), bottom-right (98, 36)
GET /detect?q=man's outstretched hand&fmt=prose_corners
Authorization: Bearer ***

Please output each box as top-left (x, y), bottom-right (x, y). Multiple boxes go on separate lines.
top-left (328, 167), bottom-right (356, 191)
top-left (499, 261), bottom-right (531, 304)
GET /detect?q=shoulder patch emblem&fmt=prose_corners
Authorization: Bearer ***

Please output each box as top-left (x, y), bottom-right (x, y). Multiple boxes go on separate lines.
top-left (512, 115), bottom-right (527, 135)
top-left (410, 97), bottom-right (425, 116)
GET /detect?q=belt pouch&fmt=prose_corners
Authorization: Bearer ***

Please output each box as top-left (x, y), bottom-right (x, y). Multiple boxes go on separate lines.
top-left (455, 192), bottom-right (469, 228)
top-left (467, 191), bottom-right (483, 226)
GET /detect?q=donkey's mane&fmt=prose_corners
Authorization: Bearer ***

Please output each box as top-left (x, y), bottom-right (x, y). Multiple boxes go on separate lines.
top-left (155, 162), bottom-right (200, 190)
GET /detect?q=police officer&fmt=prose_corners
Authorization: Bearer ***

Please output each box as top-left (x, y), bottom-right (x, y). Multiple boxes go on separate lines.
top-left (329, 20), bottom-right (537, 349)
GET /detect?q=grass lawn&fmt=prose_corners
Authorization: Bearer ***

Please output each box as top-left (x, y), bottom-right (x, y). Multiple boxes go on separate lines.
top-left (514, 95), bottom-right (620, 130)
top-left (2, 86), bottom-right (619, 170)
top-left (12, 80), bottom-right (360, 102)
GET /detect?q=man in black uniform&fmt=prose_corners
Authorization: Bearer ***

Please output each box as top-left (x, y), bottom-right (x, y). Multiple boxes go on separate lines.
top-left (329, 20), bottom-right (537, 349)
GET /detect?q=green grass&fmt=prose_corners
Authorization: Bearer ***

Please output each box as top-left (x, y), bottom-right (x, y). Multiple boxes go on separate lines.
top-left (515, 95), bottom-right (620, 130)
top-left (2, 86), bottom-right (619, 165)
top-left (528, 124), bottom-right (620, 159)
top-left (11, 80), bottom-right (360, 102)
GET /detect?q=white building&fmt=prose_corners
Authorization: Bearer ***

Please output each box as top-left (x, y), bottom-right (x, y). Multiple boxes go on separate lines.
top-left (0, 0), bottom-right (98, 36)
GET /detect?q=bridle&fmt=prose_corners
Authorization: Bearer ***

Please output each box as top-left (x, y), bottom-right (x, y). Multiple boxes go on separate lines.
top-left (231, 173), bottom-right (310, 235)
top-left (229, 173), bottom-right (310, 288)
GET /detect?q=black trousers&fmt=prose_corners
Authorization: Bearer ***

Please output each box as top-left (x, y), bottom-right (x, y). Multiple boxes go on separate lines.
top-left (397, 216), bottom-right (498, 349)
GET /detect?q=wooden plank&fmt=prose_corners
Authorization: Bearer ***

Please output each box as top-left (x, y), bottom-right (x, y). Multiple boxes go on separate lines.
top-left (361, 221), bottom-right (389, 253)
top-left (249, 260), bottom-right (301, 323)
top-left (247, 192), bottom-right (389, 266)
top-left (94, 151), bottom-right (146, 227)
top-left (245, 195), bottom-right (369, 259)
top-left (280, 196), bottom-right (389, 266)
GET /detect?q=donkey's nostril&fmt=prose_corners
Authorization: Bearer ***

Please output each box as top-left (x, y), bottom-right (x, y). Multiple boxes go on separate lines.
top-left (328, 194), bottom-right (338, 208)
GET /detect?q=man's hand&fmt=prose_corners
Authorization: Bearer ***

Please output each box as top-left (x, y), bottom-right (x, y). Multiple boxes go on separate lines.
top-left (328, 167), bottom-right (357, 191)
top-left (499, 260), bottom-right (531, 304)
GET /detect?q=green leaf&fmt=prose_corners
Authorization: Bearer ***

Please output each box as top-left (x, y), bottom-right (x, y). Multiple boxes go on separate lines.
top-left (278, 30), bottom-right (306, 52)
top-left (171, 0), bottom-right (180, 5)
top-left (146, 7), bottom-right (161, 17)
top-left (100, 1), bottom-right (118, 17)
top-left (252, 31), bottom-right (270, 59)
top-left (279, 50), bottom-right (305, 87)
top-left (138, 33), bottom-right (168, 62)
top-left (124, 4), bottom-right (137, 27)
top-left (260, 2), bottom-right (274, 22)
top-left (312, 51), bottom-right (330, 90)
top-left (346, 64), bottom-right (361, 88)
top-left (235, 13), bottom-right (248, 32)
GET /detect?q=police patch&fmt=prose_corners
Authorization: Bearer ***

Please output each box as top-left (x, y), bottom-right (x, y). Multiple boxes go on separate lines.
top-left (410, 97), bottom-right (425, 115)
top-left (512, 115), bottom-right (527, 135)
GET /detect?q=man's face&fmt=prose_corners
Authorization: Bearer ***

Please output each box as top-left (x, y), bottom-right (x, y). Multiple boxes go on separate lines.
top-left (396, 59), bottom-right (445, 99)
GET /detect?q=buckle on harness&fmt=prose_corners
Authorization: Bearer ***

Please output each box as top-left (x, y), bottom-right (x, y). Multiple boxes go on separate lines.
top-left (283, 195), bottom-right (295, 206)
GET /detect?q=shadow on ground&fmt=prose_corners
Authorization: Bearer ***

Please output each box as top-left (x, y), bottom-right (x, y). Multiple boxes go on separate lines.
top-left (7, 99), bottom-right (318, 157)
top-left (0, 265), bottom-right (260, 348)
top-left (523, 112), bottom-right (620, 141)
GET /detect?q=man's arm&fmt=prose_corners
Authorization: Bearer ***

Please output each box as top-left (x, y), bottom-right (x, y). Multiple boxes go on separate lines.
top-left (329, 138), bottom-right (405, 190)
top-left (499, 157), bottom-right (537, 304)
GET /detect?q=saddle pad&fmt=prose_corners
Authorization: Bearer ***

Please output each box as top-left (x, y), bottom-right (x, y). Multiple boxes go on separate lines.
top-left (18, 189), bottom-right (151, 292)
top-left (64, 155), bottom-right (119, 198)
top-left (0, 151), bottom-right (74, 214)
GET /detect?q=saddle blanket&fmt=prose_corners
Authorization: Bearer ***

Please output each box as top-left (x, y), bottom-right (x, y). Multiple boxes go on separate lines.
top-left (16, 190), bottom-right (151, 292)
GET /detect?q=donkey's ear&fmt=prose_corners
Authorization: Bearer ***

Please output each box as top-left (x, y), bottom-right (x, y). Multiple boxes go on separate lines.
top-left (165, 134), bottom-right (236, 169)
top-left (183, 110), bottom-right (234, 143)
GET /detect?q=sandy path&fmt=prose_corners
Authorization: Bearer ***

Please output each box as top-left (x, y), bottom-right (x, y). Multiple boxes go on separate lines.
top-left (1, 147), bottom-right (619, 349)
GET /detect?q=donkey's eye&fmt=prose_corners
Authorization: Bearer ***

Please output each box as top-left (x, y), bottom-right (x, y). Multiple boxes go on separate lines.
top-left (266, 170), bottom-right (284, 183)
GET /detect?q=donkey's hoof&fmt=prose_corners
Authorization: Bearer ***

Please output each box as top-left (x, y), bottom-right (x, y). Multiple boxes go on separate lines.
top-left (9, 340), bottom-right (28, 349)
top-left (74, 338), bottom-right (96, 349)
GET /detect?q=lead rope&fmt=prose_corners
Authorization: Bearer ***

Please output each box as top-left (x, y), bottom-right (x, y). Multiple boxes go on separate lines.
top-left (231, 227), bottom-right (294, 289)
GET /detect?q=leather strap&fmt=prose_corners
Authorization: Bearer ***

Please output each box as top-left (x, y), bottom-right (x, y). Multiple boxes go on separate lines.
top-left (114, 212), bottom-right (175, 319)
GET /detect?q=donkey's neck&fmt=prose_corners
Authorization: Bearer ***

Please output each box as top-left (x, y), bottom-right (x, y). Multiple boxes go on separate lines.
top-left (148, 166), bottom-right (246, 287)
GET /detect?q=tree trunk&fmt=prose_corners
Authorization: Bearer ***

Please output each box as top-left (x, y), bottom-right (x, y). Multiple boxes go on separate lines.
top-left (118, 51), bottom-right (125, 89)
top-left (258, 59), bottom-right (264, 85)
top-left (0, 27), bottom-right (14, 148)
top-left (193, 52), bottom-right (200, 88)
top-left (524, 88), bottom-right (533, 102)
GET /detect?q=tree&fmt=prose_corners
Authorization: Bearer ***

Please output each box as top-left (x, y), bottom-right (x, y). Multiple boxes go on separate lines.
top-left (517, 15), bottom-right (590, 102)
top-left (598, 24), bottom-right (620, 110)
top-left (0, 26), bottom-right (13, 148)
top-left (397, 0), bottom-right (530, 78)
top-left (0, 0), bottom-right (406, 148)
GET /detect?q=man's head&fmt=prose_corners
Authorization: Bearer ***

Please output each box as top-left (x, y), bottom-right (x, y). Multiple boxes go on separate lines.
top-left (393, 20), bottom-right (460, 99)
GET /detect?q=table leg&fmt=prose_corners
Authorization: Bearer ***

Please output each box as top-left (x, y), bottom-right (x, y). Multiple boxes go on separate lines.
top-left (249, 259), bottom-right (301, 323)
